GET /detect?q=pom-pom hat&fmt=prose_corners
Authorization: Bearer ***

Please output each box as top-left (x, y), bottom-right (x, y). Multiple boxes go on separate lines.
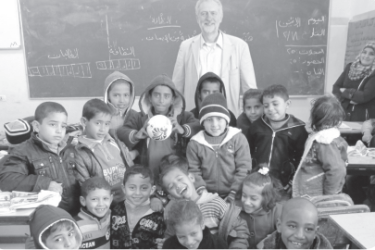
top-left (4, 116), bottom-right (34, 144)
top-left (199, 93), bottom-right (230, 125)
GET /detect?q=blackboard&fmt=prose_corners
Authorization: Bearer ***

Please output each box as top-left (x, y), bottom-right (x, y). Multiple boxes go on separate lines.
top-left (345, 10), bottom-right (375, 66)
top-left (20, 0), bottom-right (330, 98)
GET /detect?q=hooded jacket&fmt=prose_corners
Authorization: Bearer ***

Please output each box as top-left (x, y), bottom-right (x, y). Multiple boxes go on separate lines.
top-left (332, 63), bottom-right (375, 121)
top-left (29, 205), bottom-right (82, 249)
top-left (187, 127), bottom-right (252, 198)
top-left (0, 133), bottom-right (79, 214)
top-left (117, 74), bottom-right (200, 178)
top-left (292, 128), bottom-right (348, 198)
top-left (248, 114), bottom-right (308, 187)
top-left (103, 71), bottom-right (138, 130)
top-left (190, 72), bottom-right (237, 127)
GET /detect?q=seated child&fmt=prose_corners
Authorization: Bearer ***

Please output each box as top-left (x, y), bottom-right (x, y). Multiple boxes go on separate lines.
top-left (237, 89), bottom-right (263, 137)
top-left (238, 166), bottom-right (282, 249)
top-left (69, 99), bottom-right (134, 204)
top-left (362, 118), bottom-right (375, 146)
top-left (29, 205), bottom-right (82, 249)
top-left (75, 177), bottom-right (112, 249)
top-left (187, 93), bottom-right (252, 201)
top-left (190, 72), bottom-right (237, 127)
top-left (0, 102), bottom-right (79, 214)
top-left (160, 154), bottom-right (249, 249)
top-left (110, 165), bottom-right (165, 249)
top-left (163, 200), bottom-right (228, 249)
top-left (257, 197), bottom-right (332, 249)
top-left (248, 85), bottom-right (308, 189)
top-left (293, 96), bottom-right (348, 198)
top-left (103, 71), bottom-right (138, 133)
top-left (117, 74), bottom-right (200, 182)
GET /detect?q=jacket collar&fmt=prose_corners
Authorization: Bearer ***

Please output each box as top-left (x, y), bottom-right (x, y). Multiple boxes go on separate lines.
top-left (31, 133), bottom-right (67, 155)
top-left (80, 207), bottom-right (111, 225)
top-left (190, 127), bottom-right (241, 149)
top-left (261, 114), bottom-right (305, 132)
top-left (77, 134), bottom-right (115, 149)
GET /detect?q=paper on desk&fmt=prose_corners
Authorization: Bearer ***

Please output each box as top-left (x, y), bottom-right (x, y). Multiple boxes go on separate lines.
top-left (339, 122), bottom-right (352, 129)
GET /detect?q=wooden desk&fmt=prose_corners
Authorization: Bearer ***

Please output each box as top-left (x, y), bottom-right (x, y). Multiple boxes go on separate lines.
top-left (339, 121), bottom-right (363, 135)
top-left (347, 155), bottom-right (375, 175)
top-left (329, 212), bottom-right (375, 249)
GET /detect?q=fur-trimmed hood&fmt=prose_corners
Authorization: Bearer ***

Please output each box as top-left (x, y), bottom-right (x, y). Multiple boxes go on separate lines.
top-left (139, 74), bottom-right (185, 118)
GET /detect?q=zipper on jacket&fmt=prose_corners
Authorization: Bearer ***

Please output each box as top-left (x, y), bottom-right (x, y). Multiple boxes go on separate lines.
top-left (49, 155), bottom-right (58, 180)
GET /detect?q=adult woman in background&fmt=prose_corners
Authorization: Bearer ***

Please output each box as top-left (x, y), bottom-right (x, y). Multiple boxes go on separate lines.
top-left (333, 42), bottom-right (375, 122)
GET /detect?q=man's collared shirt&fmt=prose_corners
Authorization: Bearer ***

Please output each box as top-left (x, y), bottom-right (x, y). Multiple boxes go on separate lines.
top-left (199, 32), bottom-right (223, 77)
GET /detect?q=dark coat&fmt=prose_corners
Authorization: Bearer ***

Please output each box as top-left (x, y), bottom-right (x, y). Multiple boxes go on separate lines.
top-left (332, 63), bottom-right (375, 121)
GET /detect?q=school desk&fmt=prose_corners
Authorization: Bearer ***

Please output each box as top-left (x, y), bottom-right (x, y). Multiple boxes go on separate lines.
top-left (347, 155), bottom-right (375, 175)
top-left (339, 121), bottom-right (363, 135)
top-left (0, 208), bottom-right (34, 244)
top-left (328, 212), bottom-right (375, 249)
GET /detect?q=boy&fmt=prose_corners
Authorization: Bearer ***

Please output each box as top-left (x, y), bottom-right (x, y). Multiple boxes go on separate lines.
top-left (103, 71), bottom-right (138, 133)
top-left (117, 74), bottom-right (200, 182)
top-left (248, 85), bottom-right (308, 189)
top-left (237, 89), bottom-right (263, 137)
top-left (160, 155), bottom-right (250, 249)
top-left (163, 200), bottom-right (228, 249)
top-left (187, 93), bottom-right (251, 201)
top-left (75, 177), bottom-right (112, 249)
top-left (257, 197), bottom-right (332, 249)
top-left (0, 102), bottom-right (79, 214)
top-left (190, 72), bottom-right (237, 127)
top-left (69, 99), bottom-right (135, 204)
top-left (111, 165), bottom-right (165, 249)
top-left (29, 205), bottom-right (83, 249)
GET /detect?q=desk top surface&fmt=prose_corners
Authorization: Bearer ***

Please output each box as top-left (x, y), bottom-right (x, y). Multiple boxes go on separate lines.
top-left (339, 121), bottom-right (363, 134)
top-left (0, 208), bottom-right (35, 218)
top-left (329, 212), bottom-right (375, 249)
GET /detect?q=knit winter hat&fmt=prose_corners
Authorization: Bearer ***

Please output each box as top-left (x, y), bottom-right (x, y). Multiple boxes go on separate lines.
top-left (4, 116), bottom-right (34, 144)
top-left (199, 93), bottom-right (230, 124)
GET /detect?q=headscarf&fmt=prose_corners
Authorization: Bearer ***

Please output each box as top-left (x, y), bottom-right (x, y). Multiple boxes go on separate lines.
top-left (348, 41), bottom-right (375, 81)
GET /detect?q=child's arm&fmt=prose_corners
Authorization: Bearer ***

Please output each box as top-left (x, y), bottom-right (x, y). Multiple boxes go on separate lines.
top-left (332, 64), bottom-right (349, 100)
top-left (293, 127), bottom-right (308, 167)
top-left (186, 141), bottom-right (206, 193)
top-left (348, 77), bottom-right (375, 104)
top-left (362, 119), bottom-right (375, 145)
top-left (0, 153), bottom-right (51, 192)
top-left (229, 134), bottom-right (252, 201)
top-left (116, 113), bottom-right (147, 149)
top-left (228, 215), bottom-right (250, 249)
top-left (317, 142), bottom-right (347, 195)
top-left (180, 112), bottom-right (201, 138)
top-left (71, 148), bottom-right (96, 185)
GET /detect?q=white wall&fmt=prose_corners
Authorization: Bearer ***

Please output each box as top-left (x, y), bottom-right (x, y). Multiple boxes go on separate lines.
top-left (0, 0), bottom-right (373, 127)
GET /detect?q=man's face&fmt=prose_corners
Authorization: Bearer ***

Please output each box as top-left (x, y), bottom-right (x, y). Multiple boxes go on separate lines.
top-left (196, 0), bottom-right (223, 38)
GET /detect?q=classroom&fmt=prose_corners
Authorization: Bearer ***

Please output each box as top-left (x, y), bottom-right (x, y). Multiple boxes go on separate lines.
top-left (0, 0), bottom-right (375, 249)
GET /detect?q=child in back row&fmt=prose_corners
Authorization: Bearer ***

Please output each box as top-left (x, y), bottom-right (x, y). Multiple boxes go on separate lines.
top-left (68, 99), bottom-right (135, 204)
top-left (293, 96), bottom-right (348, 198)
top-left (111, 165), bottom-right (165, 249)
top-left (237, 89), bottom-right (263, 138)
top-left (160, 154), bottom-right (250, 249)
top-left (190, 72), bottom-right (237, 127)
top-left (187, 93), bottom-right (252, 202)
top-left (163, 200), bottom-right (228, 249)
top-left (0, 102), bottom-right (79, 214)
top-left (75, 177), bottom-right (112, 249)
top-left (248, 85), bottom-right (308, 190)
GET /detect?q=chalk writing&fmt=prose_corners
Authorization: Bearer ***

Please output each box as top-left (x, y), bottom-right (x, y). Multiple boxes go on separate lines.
top-left (28, 62), bottom-right (91, 78)
top-left (48, 48), bottom-right (79, 60)
top-left (276, 16), bottom-right (326, 41)
top-left (10, 42), bottom-right (18, 47)
top-left (96, 58), bottom-right (140, 70)
top-left (308, 16), bottom-right (325, 25)
top-left (151, 13), bottom-right (172, 25)
top-left (109, 42), bottom-right (135, 57)
top-left (144, 31), bottom-right (193, 43)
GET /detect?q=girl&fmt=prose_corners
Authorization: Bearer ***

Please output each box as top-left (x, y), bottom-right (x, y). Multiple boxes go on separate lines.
top-left (238, 166), bottom-right (282, 249)
top-left (237, 88), bottom-right (263, 137)
top-left (292, 96), bottom-right (348, 198)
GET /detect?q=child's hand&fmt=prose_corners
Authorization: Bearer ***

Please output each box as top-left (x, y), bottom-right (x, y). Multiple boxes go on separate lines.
top-left (363, 133), bottom-right (373, 145)
top-left (169, 117), bottom-right (184, 135)
top-left (155, 238), bottom-right (165, 249)
top-left (47, 181), bottom-right (63, 195)
top-left (224, 193), bottom-right (235, 203)
top-left (129, 149), bottom-right (139, 160)
top-left (134, 118), bottom-right (150, 140)
top-left (150, 197), bottom-right (163, 212)
top-left (112, 185), bottom-right (125, 202)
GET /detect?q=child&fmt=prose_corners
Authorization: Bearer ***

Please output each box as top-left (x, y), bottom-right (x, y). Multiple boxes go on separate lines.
top-left (293, 96), bottom-right (348, 198)
top-left (258, 197), bottom-right (332, 249)
top-left (75, 177), bottom-right (112, 249)
top-left (117, 74), bottom-right (200, 181)
top-left (187, 93), bottom-right (252, 201)
top-left (362, 118), bottom-right (375, 146)
top-left (110, 164), bottom-right (165, 249)
top-left (238, 166), bottom-right (282, 249)
top-left (237, 89), bottom-right (263, 137)
top-left (29, 205), bottom-right (83, 249)
top-left (103, 71), bottom-right (138, 133)
top-left (248, 85), bottom-right (308, 190)
top-left (160, 154), bottom-right (250, 249)
top-left (190, 72), bottom-right (237, 127)
top-left (162, 200), bottom-right (228, 249)
top-left (68, 99), bottom-right (134, 204)
top-left (0, 102), bottom-right (79, 214)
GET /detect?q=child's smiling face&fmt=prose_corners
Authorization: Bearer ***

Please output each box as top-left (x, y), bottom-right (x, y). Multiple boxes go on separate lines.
top-left (80, 188), bottom-right (112, 218)
top-left (241, 184), bottom-right (263, 214)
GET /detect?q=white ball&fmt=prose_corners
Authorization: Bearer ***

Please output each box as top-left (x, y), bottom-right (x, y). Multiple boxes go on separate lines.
top-left (146, 115), bottom-right (173, 141)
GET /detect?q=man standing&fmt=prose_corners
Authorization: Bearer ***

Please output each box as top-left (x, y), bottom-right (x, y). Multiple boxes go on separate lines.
top-left (172, 0), bottom-right (257, 117)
